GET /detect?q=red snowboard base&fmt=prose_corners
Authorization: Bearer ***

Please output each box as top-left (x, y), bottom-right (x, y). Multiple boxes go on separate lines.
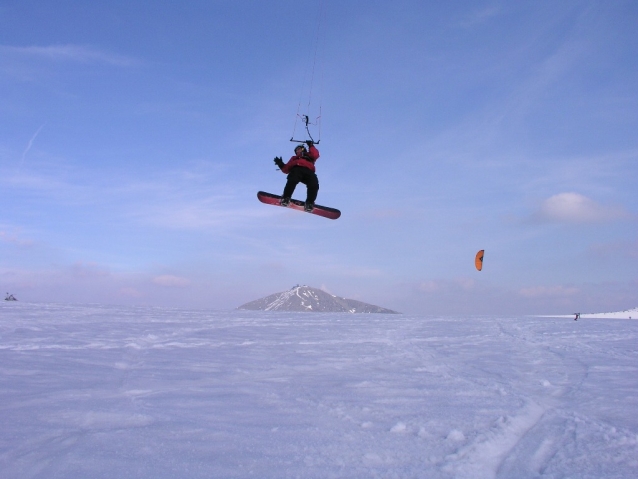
top-left (257, 191), bottom-right (341, 220)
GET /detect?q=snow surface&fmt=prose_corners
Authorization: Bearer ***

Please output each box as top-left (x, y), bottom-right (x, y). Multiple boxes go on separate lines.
top-left (540, 307), bottom-right (638, 320)
top-left (1, 302), bottom-right (637, 478)
top-left (579, 307), bottom-right (638, 319)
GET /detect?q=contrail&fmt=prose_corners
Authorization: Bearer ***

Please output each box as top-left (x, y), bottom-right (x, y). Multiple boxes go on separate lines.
top-left (17, 123), bottom-right (46, 172)
top-left (21, 123), bottom-right (46, 160)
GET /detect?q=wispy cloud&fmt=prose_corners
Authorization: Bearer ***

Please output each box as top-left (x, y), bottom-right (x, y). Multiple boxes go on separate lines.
top-left (152, 275), bottom-right (191, 288)
top-left (0, 44), bottom-right (139, 67)
top-left (17, 123), bottom-right (46, 173)
top-left (457, 5), bottom-right (502, 28)
top-left (531, 192), bottom-right (630, 224)
top-left (588, 240), bottom-right (638, 260)
top-left (70, 261), bottom-right (111, 278)
top-left (0, 229), bottom-right (35, 247)
top-left (417, 278), bottom-right (476, 294)
top-left (130, 194), bottom-right (268, 230)
top-left (519, 285), bottom-right (579, 298)
top-left (518, 149), bottom-right (638, 197)
top-left (5, 163), bottom-right (266, 232)
top-left (119, 287), bottom-right (144, 298)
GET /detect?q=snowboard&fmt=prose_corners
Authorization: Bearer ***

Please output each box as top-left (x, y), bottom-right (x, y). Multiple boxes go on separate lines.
top-left (257, 191), bottom-right (341, 220)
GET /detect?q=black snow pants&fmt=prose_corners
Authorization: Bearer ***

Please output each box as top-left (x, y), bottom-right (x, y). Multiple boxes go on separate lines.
top-left (283, 166), bottom-right (319, 203)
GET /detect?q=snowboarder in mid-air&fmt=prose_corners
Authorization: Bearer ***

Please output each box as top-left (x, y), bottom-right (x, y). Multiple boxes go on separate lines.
top-left (274, 140), bottom-right (319, 212)
top-left (258, 140), bottom-right (338, 219)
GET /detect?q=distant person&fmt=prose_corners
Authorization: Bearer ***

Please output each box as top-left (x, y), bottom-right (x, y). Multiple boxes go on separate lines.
top-left (274, 141), bottom-right (320, 212)
top-left (574, 313), bottom-right (580, 321)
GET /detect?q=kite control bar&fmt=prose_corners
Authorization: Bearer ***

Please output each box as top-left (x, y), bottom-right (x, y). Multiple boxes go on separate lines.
top-left (290, 114), bottom-right (320, 144)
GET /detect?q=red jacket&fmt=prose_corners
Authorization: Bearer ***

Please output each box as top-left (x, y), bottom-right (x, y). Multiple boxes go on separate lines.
top-left (280, 145), bottom-right (320, 174)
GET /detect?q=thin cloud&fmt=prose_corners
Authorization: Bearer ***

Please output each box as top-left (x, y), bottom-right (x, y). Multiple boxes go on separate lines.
top-left (531, 192), bottom-right (629, 224)
top-left (71, 261), bottom-right (111, 278)
top-left (519, 285), bottom-right (579, 298)
top-left (119, 287), bottom-right (144, 298)
top-left (417, 278), bottom-right (477, 293)
top-left (6, 162), bottom-right (268, 233)
top-left (418, 280), bottom-right (439, 293)
top-left (17, 123), bottom-right (46, 173)
top-left (133, 196), bottom-right (267, 230)
top-left (0, 44), bottom-right (139, 67)
top-left (0, 230), bottom-right (35, 247)
top-left (588, 240), bottom-right (638, 260)
top-left (361, 209), bottom-right (404, 220)
top-left (152, 275), bottom-right (191, 288)
top-left (457, 5), bottom-right (502, 28)
top-left (21, 123), bottom-right (45, 159)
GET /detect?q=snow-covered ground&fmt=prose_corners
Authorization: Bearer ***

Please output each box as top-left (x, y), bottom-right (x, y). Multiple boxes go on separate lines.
top-left (1, 303), bottom-right (637, 478)
top-left (579, 307), bottom-right (638, 319)
top-left (540, 307), bottom-right (638, 320)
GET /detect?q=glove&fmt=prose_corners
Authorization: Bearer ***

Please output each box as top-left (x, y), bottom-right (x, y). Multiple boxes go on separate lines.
top-left (305, 140), bottom-right (314, 147)
top-left (274, 156), bottom-right (285, 169)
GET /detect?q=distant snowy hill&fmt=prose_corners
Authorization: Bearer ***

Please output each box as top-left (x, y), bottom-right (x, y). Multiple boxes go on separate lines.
top-left (541, 307), bottom-right (638, 319)
top-left (237, 285), bottom-right (400, 313)
top-left (580, 307), bottom-right (638, 319)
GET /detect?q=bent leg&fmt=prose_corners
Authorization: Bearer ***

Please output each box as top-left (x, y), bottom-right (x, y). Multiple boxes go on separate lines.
top-left (282, 179), bottom-right (298, 199)
top-left (304, 173), bottom-right (319, 204)
top-left (283, 168), bottom-right (304, 199)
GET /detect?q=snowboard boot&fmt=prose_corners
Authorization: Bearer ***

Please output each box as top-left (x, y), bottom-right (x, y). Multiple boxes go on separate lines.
top-left (280, 197), bottom-right (291, 207)
top-left (304, 202), bottom-right (315, 212)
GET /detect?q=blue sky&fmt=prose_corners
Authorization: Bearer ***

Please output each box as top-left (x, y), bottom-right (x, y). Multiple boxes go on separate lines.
top-left (1, 0), bottom-right (637, 314)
